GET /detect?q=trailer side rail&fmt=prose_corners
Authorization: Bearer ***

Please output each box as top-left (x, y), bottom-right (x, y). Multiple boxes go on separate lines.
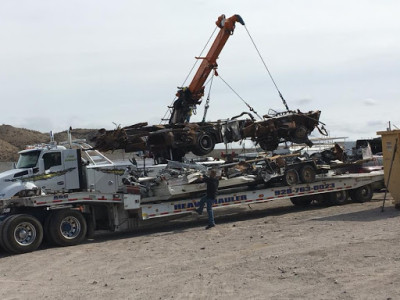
top-left (0, 172), bottom-right (383, 220)
top-left (141, 172), bottom-right (384, 219)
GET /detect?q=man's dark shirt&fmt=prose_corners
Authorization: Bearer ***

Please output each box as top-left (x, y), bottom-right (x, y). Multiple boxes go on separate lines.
top-left (203, 175), bottom-right (219, 199)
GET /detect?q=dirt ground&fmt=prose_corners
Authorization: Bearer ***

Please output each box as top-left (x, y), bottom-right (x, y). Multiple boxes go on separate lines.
top-left (0, 193), bottom-right (399, 300)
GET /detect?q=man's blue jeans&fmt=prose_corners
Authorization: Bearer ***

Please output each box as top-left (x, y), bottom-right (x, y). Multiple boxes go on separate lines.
top-left (198, 196), bottom-right (215, 226)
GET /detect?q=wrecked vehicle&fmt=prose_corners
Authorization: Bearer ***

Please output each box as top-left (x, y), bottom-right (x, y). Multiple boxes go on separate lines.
top-left (92, 109), bottom-right (324, 163)
top-left (92, 14), bottom-right (326, 162)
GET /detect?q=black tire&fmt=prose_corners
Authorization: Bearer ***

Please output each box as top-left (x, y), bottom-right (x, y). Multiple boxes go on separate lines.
top-left (85, 214), bottom-right (95, 239)
top-left (349, 185), bottom-right (373, 203)
top-left (291, 126), bottom-right (308, 141)
top-left (299, 165), bottom-right (316, 183)
top-left (43, 212), bottom-right (55, 244)
top-left (191, 132), bottom-right (215, 156)
top-left (312, 194), bottom-right (327, 206)
top-left (0, 216), bottom-right (13, 252)
top-left (284, 169), bottom-right (299, 186)
top-left (290, 196), bottom-right (312, 206)
top-left (1, 214), bottom-right (43, 254)
top-left (328, 190), bottom-right (349, 205)
top-left (48, 209), bottom-right (87, 247)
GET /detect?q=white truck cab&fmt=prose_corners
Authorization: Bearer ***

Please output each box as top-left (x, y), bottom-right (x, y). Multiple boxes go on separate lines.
top-left (0, 138), bottom-right (133, 200)
top-left (0, 144), bottom-right (81, 199)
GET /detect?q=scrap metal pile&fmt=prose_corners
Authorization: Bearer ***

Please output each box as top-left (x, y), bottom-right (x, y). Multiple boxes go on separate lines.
top-left (117, 141), bottom-right (380, 203)
top-left (118, 146), bottom-right (330, 203)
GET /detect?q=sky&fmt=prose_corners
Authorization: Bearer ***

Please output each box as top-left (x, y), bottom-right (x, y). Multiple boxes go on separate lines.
top-left (1, 0), bottom-right (399, 142)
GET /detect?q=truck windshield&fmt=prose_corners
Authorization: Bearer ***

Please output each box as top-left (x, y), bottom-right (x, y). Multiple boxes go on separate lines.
top-left (16, 150), bottom-right (41, 168)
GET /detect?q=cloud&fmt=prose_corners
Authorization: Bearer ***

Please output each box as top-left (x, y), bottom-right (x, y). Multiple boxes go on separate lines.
top-left (14, 117), bottom-right (55, 133)
top-left (366, 120), bottom-right (386, 127)
top-left (293, 98), bottom-right (313, 106)
top-left (363, 98), bottom-right (377, 106)
top-left (1, 0), bottom-right (399, 141)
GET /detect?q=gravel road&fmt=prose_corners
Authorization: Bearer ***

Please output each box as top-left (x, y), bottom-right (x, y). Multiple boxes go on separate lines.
top-left (0, 192), bottom-right (399, 300)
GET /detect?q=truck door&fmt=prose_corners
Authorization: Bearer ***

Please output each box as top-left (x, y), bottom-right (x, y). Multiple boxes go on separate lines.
top-left (62, 149), bottom-right (81, 191)
top-left (35, 151), bottom-right (66, 192)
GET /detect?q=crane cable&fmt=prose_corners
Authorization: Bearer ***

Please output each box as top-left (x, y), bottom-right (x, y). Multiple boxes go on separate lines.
top-left (160, 26), bottom-right (218, 124)
top-left (244, 25), bottom-right (290, 111)
top-left (218, 74), bottom-right (263, 120)
top-left (202, 73), bottom-right (215, 122)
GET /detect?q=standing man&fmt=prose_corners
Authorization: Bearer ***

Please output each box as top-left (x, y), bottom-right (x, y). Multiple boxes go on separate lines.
top-left (195, 169), bottom-right (219, 229)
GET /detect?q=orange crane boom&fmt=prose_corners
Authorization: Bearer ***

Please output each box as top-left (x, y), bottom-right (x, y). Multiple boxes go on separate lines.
top-left (170, 14), bottom-right (245, 124)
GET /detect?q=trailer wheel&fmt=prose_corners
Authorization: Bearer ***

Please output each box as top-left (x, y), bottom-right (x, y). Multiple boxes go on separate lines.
top-left (48, 210), bottom-right (87, 247)
top-left (299, 165), bottom-right (316, 183)
top-left (290, 196), bottom-right (312, 206)
top-left (284, 169), bottom-right (299, 185)
top-left (328, 190), bottom-right (349, 205)
top-left (350, 185), bottom-right (373, 203)
top-left (1, 214), bottom-right (43, 254)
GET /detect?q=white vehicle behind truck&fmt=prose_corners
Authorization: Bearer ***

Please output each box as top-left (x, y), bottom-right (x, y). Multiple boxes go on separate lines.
top-left (0, 136), bottom-right (384, 254)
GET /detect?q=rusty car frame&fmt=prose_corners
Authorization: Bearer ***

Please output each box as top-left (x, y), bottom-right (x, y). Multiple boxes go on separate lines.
top-left (91, 109), bottom-right (326, 163)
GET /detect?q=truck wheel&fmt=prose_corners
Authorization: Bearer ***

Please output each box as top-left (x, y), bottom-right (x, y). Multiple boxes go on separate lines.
top-left (291, 125), bottom-right (308, 141)
top-left (299, 165), bottom-right (316, 183)
top-left (1, 214), bottom-right (43, 254)
top-left (349, 185), bottom-right (373, 203)
top-left (43, 212), bottom-right (55, 244)
top-left (328, 190), bottom-right (348, 205)
top-left (192, 132), bottom-right (215, 156)
top-left (311, 194), bottom-right (326, 206)
top-left (290, 196), bottom-right (312, 206)
top-left (0, 217), bottom-right (13, 252)
top-left (284, 169), bottom-right (299, 185)
top-left (85, 216), bottom-right (95, 239)
top-left (48, 210), bottom-right (87, 247)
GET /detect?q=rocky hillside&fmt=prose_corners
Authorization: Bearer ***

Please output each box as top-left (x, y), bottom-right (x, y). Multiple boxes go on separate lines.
top-left (0, 125), bottom-right (98, 162)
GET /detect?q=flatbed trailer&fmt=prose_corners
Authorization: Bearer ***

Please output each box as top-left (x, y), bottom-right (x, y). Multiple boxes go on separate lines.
top-left (0, 171), bottom-right (384, 255)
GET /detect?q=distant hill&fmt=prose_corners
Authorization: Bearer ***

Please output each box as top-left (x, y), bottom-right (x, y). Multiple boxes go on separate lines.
top-left (0, 125), bottom-right (98, 162)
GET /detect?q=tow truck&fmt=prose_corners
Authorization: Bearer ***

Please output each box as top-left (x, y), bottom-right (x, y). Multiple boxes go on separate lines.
top-left (0, 14), bottom-right (382, 255)
top-left (0, 133), bottom-right (384, 254)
